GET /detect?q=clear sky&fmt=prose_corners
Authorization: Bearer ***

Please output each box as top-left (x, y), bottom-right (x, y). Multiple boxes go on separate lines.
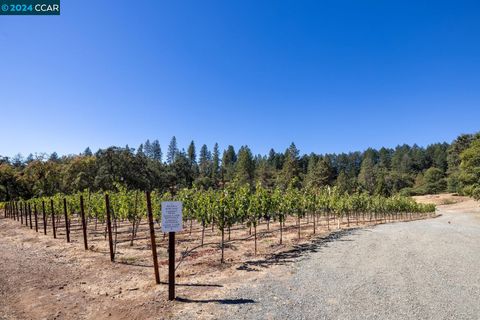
top-left (1, 1), bottom-right (479, 158)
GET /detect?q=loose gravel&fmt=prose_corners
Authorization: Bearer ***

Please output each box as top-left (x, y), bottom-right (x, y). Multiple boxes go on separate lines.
top-left (207, 203), bottom-right (480, 320)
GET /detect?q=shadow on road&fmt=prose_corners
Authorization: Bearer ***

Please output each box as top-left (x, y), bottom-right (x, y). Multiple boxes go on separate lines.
top-left (237, 228), bottom-right (362, 272)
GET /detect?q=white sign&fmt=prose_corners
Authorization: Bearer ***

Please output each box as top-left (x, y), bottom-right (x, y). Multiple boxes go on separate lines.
top-left (161, 201), bottom-right (183, 232)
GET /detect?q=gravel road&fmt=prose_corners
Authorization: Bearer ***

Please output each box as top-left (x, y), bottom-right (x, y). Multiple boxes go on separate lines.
top-left (205, 201), bottom-right (480, 320)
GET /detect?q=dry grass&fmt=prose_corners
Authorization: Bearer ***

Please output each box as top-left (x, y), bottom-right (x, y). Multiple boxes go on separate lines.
top-left (413, 193), bottom-right (470, 206)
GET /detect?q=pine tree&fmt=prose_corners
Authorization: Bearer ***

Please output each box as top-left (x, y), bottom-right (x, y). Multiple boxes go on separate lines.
top-left (167, 136), bottom-right (178, 164)
top-left (136, 143), bottom-right (144, 156)
top-left (187, 141), bottom-right (197, 165)
top-left (336, 170), bottom-right (351, 193)
top-left (447, 134), bottom-right (474, 192)
top-left (48, 152), bottom-right (59, 162)
top-left (459, 136), bottom-right (480, 199)
top-left (278, 143), bottom-right (300, 188)
top-left (212, 143), bottom-right (220, 183)
top-left (221, 145), bottom-right (236, 182)
top-left (199, 144), bottom-right (212, 177)
top-left (306, 156), bottom-right (333, 188)
top-left (83, 147), bottom-right (93, 156)
top-left (144, 139), bottom-right (153, 158)
top-left (151, 140), bottom-right (162, 162)
top-left (255, 156), bottom-right (275, 188)
top-left (358, 156), bottom-right (377, 194)
top-left (235, 146), bottom-right (254, 185)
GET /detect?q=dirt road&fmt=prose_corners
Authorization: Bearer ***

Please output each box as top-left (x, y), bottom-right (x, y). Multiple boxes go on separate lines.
top-left (182, 199), bottom-right (480, 320)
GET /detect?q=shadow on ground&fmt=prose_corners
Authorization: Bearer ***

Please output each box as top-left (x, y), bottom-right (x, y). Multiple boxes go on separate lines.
top-left (160, 281), bottom-right (223, 288)
top-left (175, 297), bottom-right (255, 305)
top-left (237, 228), bottom-right (362, 272)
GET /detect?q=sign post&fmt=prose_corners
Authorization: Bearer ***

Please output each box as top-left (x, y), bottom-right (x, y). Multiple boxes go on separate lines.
top-left (161, 201), bottom-right (182, 301)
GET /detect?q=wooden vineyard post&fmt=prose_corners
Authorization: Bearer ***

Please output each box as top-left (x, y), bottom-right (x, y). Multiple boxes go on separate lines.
top-left (15, 201), bottom-right (19, 221)
top-left (51, 199), bottom-right (57, 239)
top-left (298, 215), bottom-right (301, 239)
top-left (20, 202), bottom-right (23, 225)
top-left (24, 202), bottom-right (27, 226)
top-left (313, 194), bottom-right (316, 235)
top-left (28, 203), bottom-right (33, 229)
top-left (63, 198), bottom-right (70, 243)
top-left (34, 203), bottom-right (39, 232)
top-left (146, 191), bottom-right (160, 284)
top-left (105, 194), bottom-right (115, 262)
top-left (42, 201), bottom-right (47, 235)
top-left (80, 195), bottom-right (88, 250)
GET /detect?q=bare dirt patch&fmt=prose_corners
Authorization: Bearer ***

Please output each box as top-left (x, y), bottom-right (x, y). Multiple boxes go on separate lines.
top-left (413, 193), bottom-right (470, 206)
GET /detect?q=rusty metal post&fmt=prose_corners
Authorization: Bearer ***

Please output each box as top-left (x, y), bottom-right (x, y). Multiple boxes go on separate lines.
top-left (146, 191), bottom-right (160, 284)
top-left (105, 194), bottom-right (115, 262)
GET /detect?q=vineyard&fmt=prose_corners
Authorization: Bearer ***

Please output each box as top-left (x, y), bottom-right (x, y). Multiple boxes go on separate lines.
top-left (1, 183), bottom-right (436, 287)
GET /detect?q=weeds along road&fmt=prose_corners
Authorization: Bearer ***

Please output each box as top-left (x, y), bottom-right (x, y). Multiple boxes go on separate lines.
top-left (190, 200), bottom-right (480, 320)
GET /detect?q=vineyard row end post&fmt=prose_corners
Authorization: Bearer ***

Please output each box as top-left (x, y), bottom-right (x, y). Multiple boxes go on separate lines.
top-left (80, 195), bottom-right (88, 250)
top-left (51, 199), bottom-right (57, 239)
top-left (105, 194), bottom-right (115, 262)
top-left (28, 203), bottom-right (33, 230)
top-left (42, 201), bottom-right (47, 235)
top-left (63, 198), bottom-right (70, 243)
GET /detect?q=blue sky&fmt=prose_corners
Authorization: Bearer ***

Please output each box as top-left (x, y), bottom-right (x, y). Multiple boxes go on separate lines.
top-left (1, 1), bottom-right (479, 158)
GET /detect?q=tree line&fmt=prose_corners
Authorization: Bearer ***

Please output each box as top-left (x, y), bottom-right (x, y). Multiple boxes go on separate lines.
top-left (1, 132), bottom-right (479, 201)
